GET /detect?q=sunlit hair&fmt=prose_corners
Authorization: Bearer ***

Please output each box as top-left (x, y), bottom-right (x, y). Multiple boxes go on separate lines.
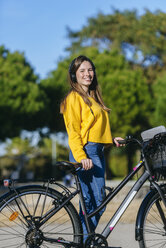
top-left (60, 55), bottom-right (110, 113)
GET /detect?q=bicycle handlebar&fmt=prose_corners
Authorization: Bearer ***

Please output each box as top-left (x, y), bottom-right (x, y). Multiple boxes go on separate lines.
top-left (118, 132), bottom-right (166, 157)
top-left (117, 136), bottom-right (142, 147)
top-left (117, 131), bottom-right (166, 150)
top-left (116, 140), bottom-right (126, 145)
top-left (56, 131), bottom-right (166, 172)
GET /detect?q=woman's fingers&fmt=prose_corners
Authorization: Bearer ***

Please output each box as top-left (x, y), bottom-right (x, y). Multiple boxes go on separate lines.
top-left (81, 158), bottom-right (93, 170)
top-left (114, 137), bottom-right (125, 147)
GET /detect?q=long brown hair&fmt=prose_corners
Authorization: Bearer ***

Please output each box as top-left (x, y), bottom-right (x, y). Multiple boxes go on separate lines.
top-left (60, 55), bottom-right (110, 113)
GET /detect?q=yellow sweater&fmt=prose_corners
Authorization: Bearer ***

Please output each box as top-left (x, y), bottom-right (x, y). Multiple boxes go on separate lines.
top-left (63, 91), bottom-right (113, 162)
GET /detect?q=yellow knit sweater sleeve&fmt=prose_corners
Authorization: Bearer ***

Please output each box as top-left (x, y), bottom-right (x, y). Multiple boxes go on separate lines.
top-left (63, 93), bottom-right (87, 162)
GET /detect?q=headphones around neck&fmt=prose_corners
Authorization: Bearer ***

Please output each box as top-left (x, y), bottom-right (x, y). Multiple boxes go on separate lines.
top-left (68, 56), bottom-right (96, 83)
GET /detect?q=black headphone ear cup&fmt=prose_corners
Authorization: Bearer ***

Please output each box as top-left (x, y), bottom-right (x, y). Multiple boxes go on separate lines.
top-left (69, 58), bottom-right (77, 82)
top-left (70, 73), bottom-right (77, 82)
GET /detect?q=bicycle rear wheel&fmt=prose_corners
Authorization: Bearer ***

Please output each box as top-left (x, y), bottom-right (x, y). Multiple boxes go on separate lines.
top-left (139, 189), bottom-right (166, 248)
top-left (0, 185), bottom-right (82, 247)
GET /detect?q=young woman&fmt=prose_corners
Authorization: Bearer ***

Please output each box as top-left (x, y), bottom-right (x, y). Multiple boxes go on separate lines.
top-left (60, 55), bottom-right (123, 240)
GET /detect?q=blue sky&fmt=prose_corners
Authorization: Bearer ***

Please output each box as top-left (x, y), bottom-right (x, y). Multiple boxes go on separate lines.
top-left (1, 0), bottom-right (166, 79)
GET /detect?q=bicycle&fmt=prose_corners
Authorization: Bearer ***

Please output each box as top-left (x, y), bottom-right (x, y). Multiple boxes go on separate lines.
top-left (0, 125), bottom-right (166, 248)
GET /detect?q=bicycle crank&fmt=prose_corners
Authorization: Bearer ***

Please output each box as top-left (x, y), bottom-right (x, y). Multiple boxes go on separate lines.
top-left (84, 234), bottom-right (108, 248)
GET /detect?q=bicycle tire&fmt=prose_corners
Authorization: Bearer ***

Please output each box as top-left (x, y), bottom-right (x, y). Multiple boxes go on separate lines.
top-left (0, 185), bottom-right (83, 247)
top-left (139, 188), bottom-right (166, 248)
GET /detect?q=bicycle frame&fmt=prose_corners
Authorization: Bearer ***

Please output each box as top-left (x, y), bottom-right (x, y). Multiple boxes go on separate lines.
top-left (76, 159), bottom-right (151, 238)
top-left (7, 158), bottom-right (164, 247)
top-left (30, 158), bottom-right (157, 246)
top-left (76, 154), bottom-right (166, 239)
top-left (2, 160), bottom-right (166, 247)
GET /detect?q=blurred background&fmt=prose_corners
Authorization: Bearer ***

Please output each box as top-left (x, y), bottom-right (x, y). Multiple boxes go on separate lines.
top-left (0, 0), bottom-right (166, 181)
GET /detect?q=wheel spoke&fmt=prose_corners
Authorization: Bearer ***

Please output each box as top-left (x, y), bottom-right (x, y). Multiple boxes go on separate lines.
top-left (0, 186), bottom-right (82, 247)
top-left (141, 191), bottom-right (166, 248)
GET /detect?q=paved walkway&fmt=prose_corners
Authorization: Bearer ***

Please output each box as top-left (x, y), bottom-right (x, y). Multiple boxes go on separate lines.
top-left (96, 223), bottom-right (139, 248)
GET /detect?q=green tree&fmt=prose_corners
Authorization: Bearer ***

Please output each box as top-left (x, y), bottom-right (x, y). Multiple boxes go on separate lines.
top-left (67, 10), bottom-right (166, 67)
top-left (0, 137), bottom-right (35, 179)
top-left (5, 137), bottom-right (34, 155)
top-left (151, 72), bottom-right (166, 126)
top-left (96, 51), bottom-right (152, 137)
top-left (0, 136), bottom-right (69, 180)
top-left (40, 59), bottom-right (71, 132)
top-left (66, 9), bottom-right (166, 88)
top-left (92, 48), bottom-right (152, 174)
top-left (0, 46), bottom-right (49, 140)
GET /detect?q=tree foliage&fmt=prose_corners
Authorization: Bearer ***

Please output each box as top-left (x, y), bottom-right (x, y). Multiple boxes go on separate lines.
top-left (0, 46), bottom-right (48, 140)
top-left (95, 50), bottom-right (152, 136)
top-left (151, 72), bottom-right (166, 126)
top-left (40, 59), bottom-right (71, 132)
top-left (67, 9), bottom-right (166, 67)
top-left (0, 136), bottom-right (68, 180)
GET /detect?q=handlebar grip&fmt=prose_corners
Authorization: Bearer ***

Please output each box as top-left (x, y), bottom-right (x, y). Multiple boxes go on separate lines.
top-left (117, 140), bottom-right (126, 145)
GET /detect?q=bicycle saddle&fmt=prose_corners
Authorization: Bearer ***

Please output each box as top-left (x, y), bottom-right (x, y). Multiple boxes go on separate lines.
top-left (55, 161), bottom-right (82, 173)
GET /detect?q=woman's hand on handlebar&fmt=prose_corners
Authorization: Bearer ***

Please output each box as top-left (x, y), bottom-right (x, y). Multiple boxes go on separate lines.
top-left (81, 158), bottom-right (93, 170)
top-left (113, 137), bottom-right (126, 147)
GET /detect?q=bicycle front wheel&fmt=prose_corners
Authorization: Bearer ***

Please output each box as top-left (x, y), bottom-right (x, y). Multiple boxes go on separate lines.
top-left (0, 185), bottom-right (82, 247)
top-left (139, 189), bottom-right (166, 248)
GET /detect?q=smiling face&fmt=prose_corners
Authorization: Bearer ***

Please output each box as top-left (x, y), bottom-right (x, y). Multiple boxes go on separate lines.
top-left (75, 60), bottom-right (94, 93)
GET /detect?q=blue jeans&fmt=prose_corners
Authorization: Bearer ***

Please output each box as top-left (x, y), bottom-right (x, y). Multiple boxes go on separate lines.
top-left (69, 142), bottom-right (106, 240)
